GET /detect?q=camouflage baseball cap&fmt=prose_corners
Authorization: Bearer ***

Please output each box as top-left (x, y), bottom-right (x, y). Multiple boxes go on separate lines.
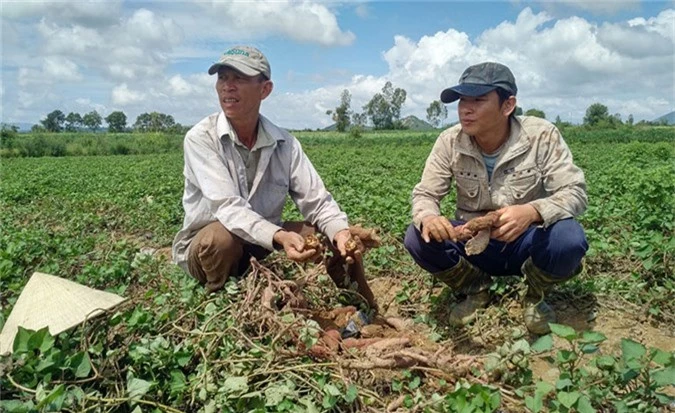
top-left (440, 62), bottom-right (517, 103)
top-left (208, 46), bottom-right (271, 79)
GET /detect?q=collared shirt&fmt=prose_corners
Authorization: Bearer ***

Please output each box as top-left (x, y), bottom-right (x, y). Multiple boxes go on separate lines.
top-left (172, 112), bottom-right (349, 270)
top-left (230, 121), bottom-right (275, 192)
top-left (412, 116), bottom-right (587, 228)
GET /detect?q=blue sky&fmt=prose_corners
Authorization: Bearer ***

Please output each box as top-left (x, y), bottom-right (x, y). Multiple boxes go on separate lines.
top-left (1, 1), bottom-right (674, 130)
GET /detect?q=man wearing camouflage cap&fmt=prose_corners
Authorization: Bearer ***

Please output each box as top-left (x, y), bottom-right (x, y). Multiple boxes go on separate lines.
top-left (172, 46), bottom-right (377, 308)
top-left (404, 62), bottom-right (588, 334)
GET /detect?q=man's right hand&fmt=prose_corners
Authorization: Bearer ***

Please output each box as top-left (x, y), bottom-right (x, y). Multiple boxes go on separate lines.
top-left (420, 215), bottom-right (461, 243)
top-left (273, 230), bottom-right (318, 262)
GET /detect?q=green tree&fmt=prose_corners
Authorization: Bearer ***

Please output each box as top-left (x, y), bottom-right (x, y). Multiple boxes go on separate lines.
top-left (82, 111), bottom-right (102, 131)
top-left (65, 112), bottom-right (82, 132)
top-left (133, 112), bottom-right (176, 132)
top-left (583, 103), bottom-right (610, 126)
top-left (352, 112), bottom-right (367, 127)
top-left (1, 123), bottom-right (19, 149)
top-left (105, 111), bottom-right (128, 133)
top-left (514, 106), bottom-right (523, 116)
top-left (363, 81), bottom-right (407, 129)
top-left (627, 114), bottom-right (634, 126)
top-left (40, 110), bottom-right (65, 132)
top-left (525, 108), bottom-right (546, 119)
top-left (426, 100), bottom-right (448, 128)
top-left (326, 89), bottom-right (352, 132)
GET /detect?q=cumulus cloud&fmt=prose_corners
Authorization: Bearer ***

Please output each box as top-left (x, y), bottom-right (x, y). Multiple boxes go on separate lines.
top-left (2, 3), bottom-right (673, 128)
top-left (191, 0), bottom-right (355, 46)
top-left (262, 7), bottom-right (674, 128)
top-left (111, 84), bottom-right (146, 106)
top-left (1, 0), bottom-right (123, 26)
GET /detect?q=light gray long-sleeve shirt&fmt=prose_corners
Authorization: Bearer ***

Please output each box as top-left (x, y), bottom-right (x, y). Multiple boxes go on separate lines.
top-left (172, 112), bottom-right (348, 270)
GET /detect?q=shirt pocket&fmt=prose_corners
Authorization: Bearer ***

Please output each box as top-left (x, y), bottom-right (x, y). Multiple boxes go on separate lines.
top-left (455, 171), bottom-right (482, 211)
top-left (507, 165), bottom-right (541, 203)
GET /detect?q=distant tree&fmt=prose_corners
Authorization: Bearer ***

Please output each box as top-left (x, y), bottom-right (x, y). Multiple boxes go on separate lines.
top-left (133, 112), bottom-right (176, 132)
top-left (82, 110), bottom-right (103, 132)
top-left (514, 106), bottom-right (523, 116)
top-left (627, 114), bottom-right (634, 126)
top-left (40, 110), bottom-right (66, 132)
top-left (555, 115), bottom-right (562, 125)
top-left (1, 123), bottom-right (19, 134)
top-left (326, 89), bottom-right (352, 132)
top-left (426, 100), bottom-right (448, 128)
top-left (64, 112), bottom-right (83, 132)
top-left (352, 112), bottom-right (367, 127)
top-left (583, 103), bottom-right (610, 126)
top-left (525, 108), bottom-right (546, 119)
top-left (31, 124), bottom-right (46, 132)
top-left (363, 81), bottom-right (407, 129)
top-left (105, 111), bottom-right (128, 133)
top-left (610, 113), bottom-right (623, 126)
top-left (1, 123), bottom-right (19, 149)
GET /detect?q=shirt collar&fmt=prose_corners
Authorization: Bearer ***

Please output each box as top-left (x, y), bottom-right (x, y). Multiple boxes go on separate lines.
top-left (216, 112), bottom-right (276, 150)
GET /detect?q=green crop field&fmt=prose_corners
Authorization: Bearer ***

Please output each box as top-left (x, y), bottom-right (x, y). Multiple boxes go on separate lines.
top-left (1, 129), bottom-right (673, 412)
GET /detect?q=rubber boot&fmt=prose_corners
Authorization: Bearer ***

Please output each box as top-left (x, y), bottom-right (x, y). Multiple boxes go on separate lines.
top-left (521, 257), bottom-right (578, 335)
top-left (433, 257), bottom-right (492, 327)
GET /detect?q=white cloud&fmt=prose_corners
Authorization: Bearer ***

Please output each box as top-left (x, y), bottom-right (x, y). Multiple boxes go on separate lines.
top-left (111, 84), bottom-right (146, 106)
top-left (2, 3), bottom-right (673, 128)
top-left (124, 8), bottom-right (183, 48)
top-left (168, 75), bottom-right (195, 97)
top-left (355, 4), bottom-right (369, 18)
top-left (1, 0), bottom-right (122, 25)
top-left (194, 0), bottom-right (355, 46)
top-left (280, 6), bottom-right (673, 127)
top-left (42, 56), bottom-right (83, 82)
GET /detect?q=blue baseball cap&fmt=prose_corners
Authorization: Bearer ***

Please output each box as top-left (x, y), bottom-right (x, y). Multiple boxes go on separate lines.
top-left (441, 62), bottom-right (517, 103)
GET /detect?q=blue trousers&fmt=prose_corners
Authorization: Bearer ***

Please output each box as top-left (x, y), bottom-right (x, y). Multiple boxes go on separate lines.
top-left (404, 218), bottom-right (588, 279)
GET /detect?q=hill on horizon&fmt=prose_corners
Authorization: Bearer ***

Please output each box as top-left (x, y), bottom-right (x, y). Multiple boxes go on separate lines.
top-left (653, 111), bottom-right (675, 125)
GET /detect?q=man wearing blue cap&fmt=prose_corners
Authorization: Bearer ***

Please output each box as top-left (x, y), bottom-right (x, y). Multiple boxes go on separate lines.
top-left (172, 46), bottom-right (377, 308)
top-left (404, 62), bottom-right (588, 334)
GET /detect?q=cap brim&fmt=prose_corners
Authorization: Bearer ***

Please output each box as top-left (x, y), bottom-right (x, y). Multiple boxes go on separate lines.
top-left (208, 61), bottom-right (261, 77)
top-left (440, 84), bottom-right (497, 103)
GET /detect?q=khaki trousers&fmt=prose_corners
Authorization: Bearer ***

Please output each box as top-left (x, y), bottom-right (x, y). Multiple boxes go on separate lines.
top-left (187, 221), bottom-right (315, 293)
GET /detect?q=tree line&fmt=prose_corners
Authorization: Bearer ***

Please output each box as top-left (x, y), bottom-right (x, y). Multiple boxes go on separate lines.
top-left (31, 110), bottom-right (189, 134)
top-left (325, 82), bottom-right (666, 132)
top-left (10, 96), bottom-right (669, 137)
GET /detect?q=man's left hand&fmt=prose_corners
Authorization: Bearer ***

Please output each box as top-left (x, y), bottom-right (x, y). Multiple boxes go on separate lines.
top-left (491, 204), bottom-right (542, 242)
top-left (334, 229), bottom-right (361, 264)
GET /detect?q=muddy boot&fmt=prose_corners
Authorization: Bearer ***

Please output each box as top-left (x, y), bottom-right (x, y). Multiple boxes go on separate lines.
top-left (434, 257), bottom-right (492, 327)
top-left (521, 257), bottom-right (578, 335)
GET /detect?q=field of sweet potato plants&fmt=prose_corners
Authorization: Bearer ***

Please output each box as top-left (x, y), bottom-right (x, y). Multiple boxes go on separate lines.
top-left (1, 128), bottom-right (673, 412)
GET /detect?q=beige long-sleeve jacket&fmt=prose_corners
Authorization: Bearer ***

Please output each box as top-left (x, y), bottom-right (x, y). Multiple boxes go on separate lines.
top-left (412, 116), bottom-right (587, 228)
top-left (172, 112), bottom-right (348, 270)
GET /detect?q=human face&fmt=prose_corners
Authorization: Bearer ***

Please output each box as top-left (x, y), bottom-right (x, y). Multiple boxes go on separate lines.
top-left (457, 90), bottom-right (514, 142)
top-left (216, 68), bottom-right (273, 124)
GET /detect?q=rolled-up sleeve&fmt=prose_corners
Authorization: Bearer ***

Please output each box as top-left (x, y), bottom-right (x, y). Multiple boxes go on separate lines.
top-left (412, 133), bottom-right (455, 229)
top-left (287, 139), bottom-right (348, 242)
top-left (183, 132), bottom-right (281, 250)
top-left (528, 127), bottom-right (587, 226)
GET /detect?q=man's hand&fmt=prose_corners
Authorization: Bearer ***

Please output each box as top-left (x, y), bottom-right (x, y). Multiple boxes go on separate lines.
top-left (491, 204), bottom-right (542, 242)
top-left (334, 229), bottom-right (362, 264)
top-left (273, 230), bottom-right (317, 262)
top-left (420, 215), bottom-right (462, 243)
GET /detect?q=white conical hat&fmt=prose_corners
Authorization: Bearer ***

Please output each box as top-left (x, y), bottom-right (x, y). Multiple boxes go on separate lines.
top-left (0, 272), bottom-right (126, 355)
